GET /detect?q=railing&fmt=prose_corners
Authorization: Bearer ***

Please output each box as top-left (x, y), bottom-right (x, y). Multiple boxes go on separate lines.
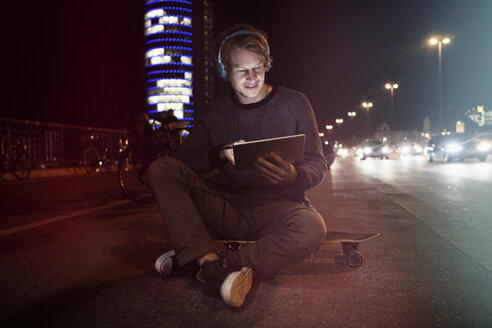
top-left (0, 117), bottom-right (127, 169)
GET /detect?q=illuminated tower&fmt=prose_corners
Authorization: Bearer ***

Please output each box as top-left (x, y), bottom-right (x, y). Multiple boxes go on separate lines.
top-left (144, 0), bottom-right (193, 126)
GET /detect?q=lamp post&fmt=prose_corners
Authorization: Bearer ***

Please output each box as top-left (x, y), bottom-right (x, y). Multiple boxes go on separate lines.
top-left (347, 112), bottom-right (356, 144)
top-left (385, 83), bottom-right (398, 129)
top-left (362, 102), bottom-right (373, 137)
top-left (325, 124), bottom-right (333, 142)
top-left (429, 36), bottom-right (450, 129)
top-left (335, 119), bottom-right (343, 143)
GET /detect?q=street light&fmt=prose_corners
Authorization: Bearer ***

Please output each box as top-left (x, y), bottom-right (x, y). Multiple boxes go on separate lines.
top-left (347, 112), bottom-right (356, 143)
top-left (429, 35), bottom-right (451, 129)
top-left (385, 83), bottom-right (398, 129)
top-left (335, 118), bottom-right (343, 143)
top-left (325, 124), bottom-right (333, 142)
top-left (362, 102), bottom-right (373, 137)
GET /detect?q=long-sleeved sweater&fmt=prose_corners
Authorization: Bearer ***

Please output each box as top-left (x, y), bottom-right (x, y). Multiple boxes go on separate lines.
top-left (173, 85), bottom-right (327, 202)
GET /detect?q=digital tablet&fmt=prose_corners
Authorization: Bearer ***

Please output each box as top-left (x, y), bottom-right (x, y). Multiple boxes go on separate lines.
top-left (232, 134), bottom-right (305, 170)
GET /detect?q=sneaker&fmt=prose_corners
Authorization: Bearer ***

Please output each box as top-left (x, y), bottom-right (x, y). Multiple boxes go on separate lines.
top-left (155, 250), bottom-right (179, 276)
top-left (202, 263), bottom-right (253, 307)
top-left (220, 267), bottom-right (253, 307)
top-left (196, 259), bottom-right (224, 283)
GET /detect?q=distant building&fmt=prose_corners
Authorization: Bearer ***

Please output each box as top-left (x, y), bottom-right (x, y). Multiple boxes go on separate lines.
top-left (466, 106), bottom-right (492, 127)
top-left (191, 0), bottom-right (215, 108)
top-left (202, 1), bottom-right (215, 105)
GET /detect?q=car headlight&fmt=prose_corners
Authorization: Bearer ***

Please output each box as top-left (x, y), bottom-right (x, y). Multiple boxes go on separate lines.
top-left (446, 142), bottom-right (462, 153)
top-left (477, 142), bottom-right (489, 152)
top-left (382, 146), bottom-right (390, 154)
top-left (415, 146), bottom-right (422, 153)
top-left (338, 148), bottom-right (348, 156)
top-left (364, 147), bottom-right (371, 154)
top-left (401, 146), bottom-right (409, 154)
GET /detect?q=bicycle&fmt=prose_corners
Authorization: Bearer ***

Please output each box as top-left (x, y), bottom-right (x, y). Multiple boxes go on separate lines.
top-left (81, 133), bottom-right (114, 174)
top-left (0, 133), bottom-right (32, 180)
top-left (117, 121), bottom-right (185, 203)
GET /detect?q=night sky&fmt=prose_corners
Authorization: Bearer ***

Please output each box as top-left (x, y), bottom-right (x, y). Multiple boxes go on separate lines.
top-left (4, 0), bottom-right (492, 132)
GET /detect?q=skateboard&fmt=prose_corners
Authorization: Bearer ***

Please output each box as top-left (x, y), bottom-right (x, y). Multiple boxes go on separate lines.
top-left (216, 231), bottom-right (380, 268)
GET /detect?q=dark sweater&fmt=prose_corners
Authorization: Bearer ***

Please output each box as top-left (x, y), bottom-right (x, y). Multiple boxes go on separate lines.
top-left (174, 85), bottom-right (327, 202)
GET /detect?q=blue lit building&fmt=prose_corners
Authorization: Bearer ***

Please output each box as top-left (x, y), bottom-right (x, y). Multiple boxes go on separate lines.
top-left (144, 0), bottom-right (194, 126)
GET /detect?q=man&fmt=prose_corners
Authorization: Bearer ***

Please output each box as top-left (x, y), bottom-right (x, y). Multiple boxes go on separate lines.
top-left (159, 109), bottom-right (178, 127)
top-left (148, 25), bottom-right (327, 307)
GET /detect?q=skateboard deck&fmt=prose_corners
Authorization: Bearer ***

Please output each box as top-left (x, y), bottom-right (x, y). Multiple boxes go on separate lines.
top-left (325, 231), bottom-right (380, 243)
top-left (216, 231), bottom-right (380, 268)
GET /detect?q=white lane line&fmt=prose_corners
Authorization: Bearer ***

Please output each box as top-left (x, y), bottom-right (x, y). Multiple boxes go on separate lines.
top-left (0, 199), bottom-right (131, 237)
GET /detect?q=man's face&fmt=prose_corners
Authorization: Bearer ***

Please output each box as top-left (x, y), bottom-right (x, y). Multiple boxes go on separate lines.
top-left (228, 47), bottom-right (267, 104)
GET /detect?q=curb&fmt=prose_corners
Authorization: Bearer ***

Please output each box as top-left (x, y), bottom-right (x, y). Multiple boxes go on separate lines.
top-left (1, 167), bottom-right (90, 182)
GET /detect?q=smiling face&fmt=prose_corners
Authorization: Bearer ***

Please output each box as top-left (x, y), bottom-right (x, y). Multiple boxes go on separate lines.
top-left (228, 47), bottom-right (268, 104)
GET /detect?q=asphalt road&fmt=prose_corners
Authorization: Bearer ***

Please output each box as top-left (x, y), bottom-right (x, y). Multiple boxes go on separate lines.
top-left (1, 155), bottom-right (491, 327)
top-left (351, 153), bottom-right (492, 271)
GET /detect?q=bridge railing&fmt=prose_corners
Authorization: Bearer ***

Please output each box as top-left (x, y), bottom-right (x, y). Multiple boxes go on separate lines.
top-left (0, 117), bottom-right (128, 169)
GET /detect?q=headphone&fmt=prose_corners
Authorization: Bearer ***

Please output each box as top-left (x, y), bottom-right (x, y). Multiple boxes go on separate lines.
top-left (217, 30), bottom-right (271, 78)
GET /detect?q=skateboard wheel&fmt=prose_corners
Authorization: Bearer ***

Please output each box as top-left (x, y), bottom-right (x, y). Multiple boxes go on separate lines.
top-left (346, 250), bottom-right (363, 267)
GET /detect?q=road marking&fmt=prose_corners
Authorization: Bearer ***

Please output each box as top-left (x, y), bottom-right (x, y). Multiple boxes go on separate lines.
top-left (0, 199), bottom-right (131, 237)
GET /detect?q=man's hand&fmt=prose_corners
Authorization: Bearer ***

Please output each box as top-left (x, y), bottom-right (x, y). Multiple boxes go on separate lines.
top-left (219, 140), bottom-right (245, 165)
top-left (255, 152), bottom-right (297, 185)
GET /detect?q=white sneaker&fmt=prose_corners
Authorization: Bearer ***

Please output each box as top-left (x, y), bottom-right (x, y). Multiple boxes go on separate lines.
top-left (220, 267), bottom-right (253, 307)
top-left (155, 250), bottom-right (177, 276)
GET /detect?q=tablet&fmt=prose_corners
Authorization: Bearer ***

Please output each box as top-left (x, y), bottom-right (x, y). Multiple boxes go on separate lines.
top-left (232, 134), bottom-right (305, 170)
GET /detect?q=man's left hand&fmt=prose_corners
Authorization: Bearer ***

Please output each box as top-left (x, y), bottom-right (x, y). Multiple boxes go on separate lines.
top-left (255, 152), bottom-right (297, 185)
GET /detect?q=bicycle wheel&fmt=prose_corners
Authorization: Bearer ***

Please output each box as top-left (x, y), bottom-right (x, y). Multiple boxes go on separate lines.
top-left (7, 144), bottom-right (31, 180)
top-left (83, 147), bottom-right (101, 174)
top-left (117, 149), bottom-right (152, 203)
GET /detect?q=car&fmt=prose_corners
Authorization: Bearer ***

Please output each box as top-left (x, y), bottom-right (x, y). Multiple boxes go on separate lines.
top-left (398, 142), bottom-right (423, 156)
top-left (475, 132), bottom-right (492, 155)
top-left (359, 140), bottom-right (390, 160)
top-left (424, 134), bottom-right (489, 162)
top-left (337, 146), bottom-right (349, 157)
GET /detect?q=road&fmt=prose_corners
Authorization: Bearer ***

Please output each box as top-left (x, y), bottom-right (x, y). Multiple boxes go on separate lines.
top-left (351, 153), bottom-right (492, 271)
top-left (1, 155), bottom-right (491, 327)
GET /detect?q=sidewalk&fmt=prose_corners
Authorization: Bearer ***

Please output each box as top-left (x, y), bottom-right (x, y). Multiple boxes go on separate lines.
top-left (1, 158), bottom-right (491, 327)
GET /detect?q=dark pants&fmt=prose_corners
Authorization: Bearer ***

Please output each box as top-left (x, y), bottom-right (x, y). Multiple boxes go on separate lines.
top-left (147, 156), bottom-right (326, 281)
